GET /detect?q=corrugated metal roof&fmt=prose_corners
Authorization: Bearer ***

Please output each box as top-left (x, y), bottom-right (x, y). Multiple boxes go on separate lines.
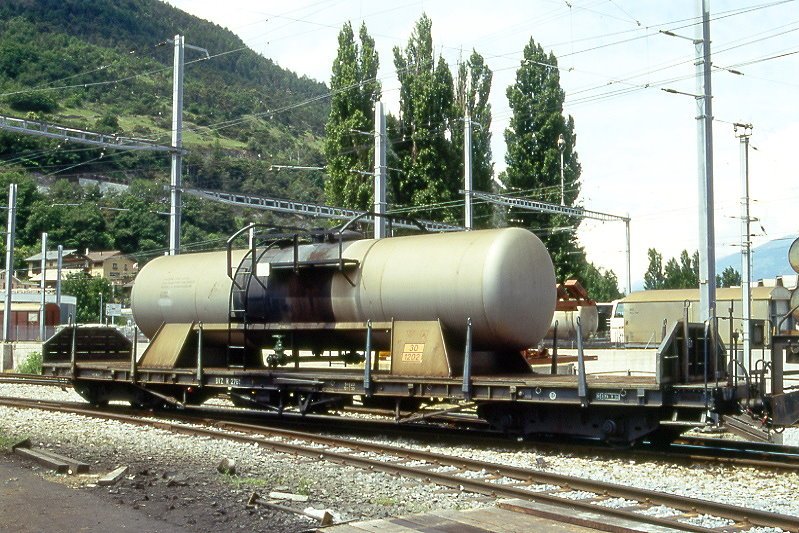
top-left (24, 249), bottom-right (79, 262)
top-left (85, 250), bottom-right (123, 263)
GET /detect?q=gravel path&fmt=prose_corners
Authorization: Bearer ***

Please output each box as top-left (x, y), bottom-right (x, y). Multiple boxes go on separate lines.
top-left (0, 384), bottom-right (489, 532)
top-left (2, 382), bottom-right (798, 532)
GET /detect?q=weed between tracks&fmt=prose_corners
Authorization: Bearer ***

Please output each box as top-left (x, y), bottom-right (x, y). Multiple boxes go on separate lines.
top-left (0, 430), bottom-right (24, 453)
top-left (221, 473), bottom-right (275, 489)
top-left (296, 476), bottom-right (313, 495)
top-left (221, 473), bottom-right (316, 497)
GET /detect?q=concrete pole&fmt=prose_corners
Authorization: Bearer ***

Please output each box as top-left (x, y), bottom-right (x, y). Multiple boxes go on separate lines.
top-left (39, 232), bottom-right (47, 341)
top-left (3, 183), bottom-right (16, 346)
top-left (55, 245), bottom-right (63, 308)
top-left (695, 0), bottom-right (716, 322)
top-left (737, 124), bottom-right (752, 367)
top-left (625, 218), bottom-right (632, 295)
top-left (464, 107), bottom-right (473, 230)
top-left (373, 101), bottom-right (387, 239)
top-left (169, 34), bottom-right (185, 255)
top-left (558, 134), bottom-right (566, 206)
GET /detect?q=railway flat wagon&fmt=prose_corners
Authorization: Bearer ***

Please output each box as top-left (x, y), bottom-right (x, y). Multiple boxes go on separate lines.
top-left (41, 224), bottom-right (799, 444)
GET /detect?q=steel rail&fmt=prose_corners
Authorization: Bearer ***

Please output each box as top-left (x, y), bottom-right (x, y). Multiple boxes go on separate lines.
top-left (2, 374), bottom-right (799, 472)
top-left (0, 374), bottom-right (71, 386)
top-left (659, 436), bottom-right (799, 471)
top-left (0, 397), bottom-right (797, 532)
top-left (3, 375), bottom-right (799, 471)
top-left (674, 435), bottom-right (799, 457)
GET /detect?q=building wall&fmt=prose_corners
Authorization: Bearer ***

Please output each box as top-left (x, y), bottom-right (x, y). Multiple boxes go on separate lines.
top-left (0, 304), bottom-right (61, 341)
top-left (616, 296), bottom-right (786, 347)
top-left (27, 256), bottom-right (84, 276)
top-left (90, 255), bottom-right (136, 283)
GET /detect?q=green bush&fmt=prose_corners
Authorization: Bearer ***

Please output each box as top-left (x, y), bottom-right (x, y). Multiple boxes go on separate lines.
top-left (0, 431), bottom-right (23, 453)
top-left (16, 351), bottom-right (41, 374)
top-left (6, 92), bottom-right (58, 113)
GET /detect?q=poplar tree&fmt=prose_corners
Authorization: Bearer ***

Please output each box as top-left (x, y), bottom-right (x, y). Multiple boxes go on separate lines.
top-left (452, 51), bottom-right (494, 228)
top-left (644, 249), bottom-right (700, 290)
top-left (323, 22), bottom-right (380, 210)
top-left (392, 14), bottom-right (457, 221)
top-left (717, 266), bottom-right (742, 288)
top-left (501, 38), bottom-right (584, 281)
top-left (644, 248), bottom-right (666, 290)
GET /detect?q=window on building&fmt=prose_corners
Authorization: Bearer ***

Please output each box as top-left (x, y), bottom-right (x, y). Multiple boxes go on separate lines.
top-left (112, 262), bottom-right (118, 270)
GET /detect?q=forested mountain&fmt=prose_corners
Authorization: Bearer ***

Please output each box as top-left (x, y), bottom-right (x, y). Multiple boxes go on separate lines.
top-left (0, 0), bottom-right (331, 265)
top-left (0, 0), bottom-right (328, 135)
top-left (0, 0), bottom-right (330, 197)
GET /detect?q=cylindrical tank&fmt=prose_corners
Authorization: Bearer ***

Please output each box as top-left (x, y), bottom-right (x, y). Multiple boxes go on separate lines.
top-left (791, 288), bottom-right (799, 322)
top-left (547, 306), bottom-right (599, 341)
top-left (336, 228), bottom-right (555, 349)
top-left (131, 249), bottom-right (247, 338)
top-left (789, 237), bottom-right (799, 274)
top-left (132, 228), bottom-right (556, 350)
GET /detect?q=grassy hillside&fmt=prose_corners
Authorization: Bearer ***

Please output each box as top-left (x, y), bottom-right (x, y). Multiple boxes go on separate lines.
top-left (0, 0), bottom-right (328, 201)
top-left (0, 0), bottom-right (335, 263)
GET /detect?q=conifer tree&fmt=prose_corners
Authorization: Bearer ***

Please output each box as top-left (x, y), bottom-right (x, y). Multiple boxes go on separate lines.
top-left (392, 14), bottom-right (457, 221)
top-left (452, 51), bottom-right (494, 228)
top-left (323, 22), bottom-right (380, 210)
top-left (501, 38), bottom-right (584, 281)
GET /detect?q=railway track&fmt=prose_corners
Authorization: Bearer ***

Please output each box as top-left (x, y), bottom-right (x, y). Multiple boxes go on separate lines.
top-left (4, 374), bottom-right (799, 471)
top-left (662, 435), bottom-right (799, 469)
top-left (0, 396), bottom-right (797, 532)
top-left (0, 374), bottom-right (70, 386)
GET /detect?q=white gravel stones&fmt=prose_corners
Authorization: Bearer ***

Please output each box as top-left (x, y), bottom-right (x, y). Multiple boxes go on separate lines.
top-left (486, 476), bottom-right (521, 485)
top-left (350, 451), bottom-right (402, 462)
top-left (678, 514), bottom-right (734, 529)
top-left (591, 497), bottom-right (638, 508)
top-left (4, 382), bottom-right (798, 529)
top-left (0, 383), bottom-right (490, 530)
top-left (635, 505), bottom-right (681, 518)
top-left (555, 490), bottom-right (597, 501)
top-left (400, 459), bottom-right (430, 468)
top-left (336, 434), bottom-right (799, 518)
top-left (429, 465), bottom-right (459, 473)
top-left (520, 483), bottom-right (560, 492)
top-left (454, 468), bottom-right (490, 479)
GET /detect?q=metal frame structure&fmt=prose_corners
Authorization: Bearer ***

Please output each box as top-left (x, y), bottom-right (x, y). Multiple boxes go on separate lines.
top-left (186, 188), bottom-right (461, 232)
top-left (0, 115), bottom-right (179, 153)
top-left (41, 317), bottom-right (771, 443)
top-left (469, 190), bottom-right (632, 293)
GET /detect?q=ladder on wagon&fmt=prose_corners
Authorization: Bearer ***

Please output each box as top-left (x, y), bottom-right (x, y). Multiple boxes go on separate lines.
top-left (225, 224), bottom-right (282, 368)
top-left (224, 224), bottom-right (361, 368)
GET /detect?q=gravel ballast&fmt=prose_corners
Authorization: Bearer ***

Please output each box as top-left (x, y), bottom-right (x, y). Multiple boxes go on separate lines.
top-left (0, 384), bottom-right (489, 532)
top-left (2, 382), bottom-right (798, 532)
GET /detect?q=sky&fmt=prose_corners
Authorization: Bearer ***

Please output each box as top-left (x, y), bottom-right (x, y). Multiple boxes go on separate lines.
top-left (165, 0), bottom-right (799, 290)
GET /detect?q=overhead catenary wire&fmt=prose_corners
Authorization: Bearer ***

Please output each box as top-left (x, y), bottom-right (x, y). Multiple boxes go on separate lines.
top-left (4, 0), bottom-right (793, 147)
top-left (2, 0), bottom-right (796, 261)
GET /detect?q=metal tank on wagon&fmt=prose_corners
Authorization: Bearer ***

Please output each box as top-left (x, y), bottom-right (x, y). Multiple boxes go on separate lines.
top-left (39, 223), bottom-right (799, 444)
